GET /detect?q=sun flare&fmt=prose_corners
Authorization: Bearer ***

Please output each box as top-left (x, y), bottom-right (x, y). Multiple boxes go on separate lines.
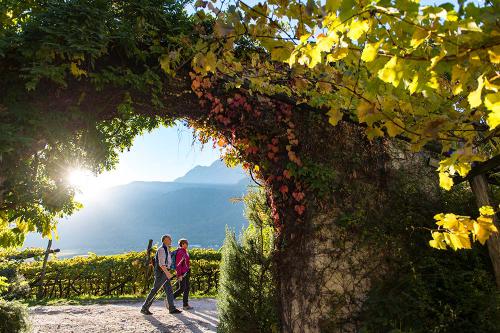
top-left (67, 168), bottom-right (103, 200)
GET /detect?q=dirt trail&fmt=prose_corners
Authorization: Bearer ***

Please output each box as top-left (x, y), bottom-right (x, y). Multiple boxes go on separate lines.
top-left (30, 298), bottom-right (218, 333)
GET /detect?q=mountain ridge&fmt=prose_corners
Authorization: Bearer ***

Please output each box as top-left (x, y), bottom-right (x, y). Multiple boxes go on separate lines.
top-left (23, 161), bottom-right (250, 256)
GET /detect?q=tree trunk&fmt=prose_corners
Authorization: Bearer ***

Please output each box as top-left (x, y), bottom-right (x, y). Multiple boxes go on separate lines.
top-left (469, 174), bottom-right (500, 287)
top-left (276, 123), bottom-right (390, 333)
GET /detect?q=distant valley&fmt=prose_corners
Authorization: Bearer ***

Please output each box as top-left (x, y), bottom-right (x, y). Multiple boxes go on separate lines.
top-left (24, 160), bottom-right (251, 256)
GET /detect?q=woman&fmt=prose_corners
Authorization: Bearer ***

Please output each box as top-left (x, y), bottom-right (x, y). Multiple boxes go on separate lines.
top-left (174, 238), bottom-right (192, 310)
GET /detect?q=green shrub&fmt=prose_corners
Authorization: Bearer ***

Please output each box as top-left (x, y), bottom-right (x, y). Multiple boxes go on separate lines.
top-left (358, 170), bottom-right (500, 332)
top-left (0, 300), bottom-right (30, 333)
top-left (218, 188), bottom-right (280, 333)
top-left (0, 248), bottom-right (219, 299)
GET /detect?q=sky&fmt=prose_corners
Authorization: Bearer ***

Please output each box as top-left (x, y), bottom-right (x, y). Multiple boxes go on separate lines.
top-left (68, 122), bottom-right (221, 200)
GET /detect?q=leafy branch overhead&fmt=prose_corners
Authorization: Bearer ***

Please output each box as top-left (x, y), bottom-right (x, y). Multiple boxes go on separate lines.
top-left (190, 0), bottom-right (500, 247)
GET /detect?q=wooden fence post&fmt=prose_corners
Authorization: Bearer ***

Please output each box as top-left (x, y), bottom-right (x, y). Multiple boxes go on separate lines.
top-left (143, 239), bottom-right (153, 293)
top-left (469, 174), bottom-right (500, 288)
top-left (37, 239), bottom-right (52, 299)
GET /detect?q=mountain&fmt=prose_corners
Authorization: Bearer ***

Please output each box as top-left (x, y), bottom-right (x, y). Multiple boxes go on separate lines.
top-left (174, 159), bottom-right (246, 184)
top-left (23, 162), bottom-right (250, 257)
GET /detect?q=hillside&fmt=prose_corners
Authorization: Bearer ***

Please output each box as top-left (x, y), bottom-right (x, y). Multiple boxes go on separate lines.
top-left (23, 161), bottom-right (251, 256)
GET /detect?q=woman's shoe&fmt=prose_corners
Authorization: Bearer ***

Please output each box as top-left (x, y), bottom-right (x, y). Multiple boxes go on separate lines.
top-left (183, 305), bottom-right (193, 310)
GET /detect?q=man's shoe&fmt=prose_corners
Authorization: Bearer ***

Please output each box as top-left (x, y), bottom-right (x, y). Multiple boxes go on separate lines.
top-left (140, 308), bottom-right (153, 315)
top-left (183, 305), bottom-right (193, 310)
top-left (169, 308), bottom-right (182, 314)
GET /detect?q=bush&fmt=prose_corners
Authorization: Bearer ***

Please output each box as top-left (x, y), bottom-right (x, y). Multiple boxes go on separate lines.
top-left (0, 299), bottom-right (30, 333)
top-left (0, 248), bottom-right (220, 299)
top-left (358, 169), bottom-right (500, 332)
top-left (217, 188), bottom-right (280, 333)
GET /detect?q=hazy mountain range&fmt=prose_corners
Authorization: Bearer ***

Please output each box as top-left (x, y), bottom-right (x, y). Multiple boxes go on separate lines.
top-left (24, 160), bottom-right (250, 257)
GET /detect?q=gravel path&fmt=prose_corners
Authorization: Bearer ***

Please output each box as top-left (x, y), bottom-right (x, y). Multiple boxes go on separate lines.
top-left (30, 298), bottom-right (218, 333)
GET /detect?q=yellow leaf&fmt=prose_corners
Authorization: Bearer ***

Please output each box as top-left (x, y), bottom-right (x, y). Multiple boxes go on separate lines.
top-left (307, 44), bottom-right (323, 68)
top-left (460, 20), bottom-right (482, 32)
top-left (347, 19), bottom-right (370, 41)
top-left (456, 233), bottom-right (472, 249)
top-left (448, 233), bottom-right (463, 250)
top-left (428, 239), bottom-right (441, 249)
top-left (385, 118), bottom-right (404, 137)
top-left (427, 73), bottom-right (439, 90)
top-left (327, 108), bottom-right (342, 126)
top-left (70, 62), bottom-right (87, 77)
top-left (479, 205), bottom-right (495, 216)
top-left (316, 34), bottom-right (338, 53)
top-left (485, 93), bottom-right (500, 129)
top-left (326, 42), bottom-right (349, 62)
top-left (468, 75), bottom-right (484, 108)
top-left (410, 28), bottom-right (428, 48)
top-left (365, 126), bottom-right (384, 140)
top-left (287, 51), bottom-right (297, 67)
top-left (451, 65), bottom-right (468, 95)
top-left (454, 161), bottom-right (471, 177)
top-left (442, 214), bottom-right (459, 229)
top-left (434, 213), bottom-right (445, 222)
top-left (488, 45), bottom-right (500, 64)
top-left (409, 73), bottom-right (419, 95)
top-left (159, 55), bottom-right (171, 74)
top-left (299, 34), bottom-right (311, 44)
top-left (428, 50), bottom-right (447, 70)
top-left (474, 221), bottom-right (490, 245)
top-left (439, 172), bottom-right (453, 191)
top-left (361, 41), bottom-right (381, 63)
top-left (378, 56), bottom-right (404, 87)
top-left (429, 232), bottom-right (447, 250)
top-left (356, 100), bottom-right (379, 126)
top-left (446, 11), bottom-right (458, 22)
top-left (485, 79), bottom-right (500, 92)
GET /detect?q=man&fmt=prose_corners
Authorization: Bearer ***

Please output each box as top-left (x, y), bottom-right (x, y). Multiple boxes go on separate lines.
top-left (173, 238), bottom-right (192, 310)
top-left (141, 234), bottom-right (181, 315)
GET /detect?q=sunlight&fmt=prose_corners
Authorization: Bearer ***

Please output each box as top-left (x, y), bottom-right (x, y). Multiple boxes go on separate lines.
top-left (67, 168), bottom-right (103, 200)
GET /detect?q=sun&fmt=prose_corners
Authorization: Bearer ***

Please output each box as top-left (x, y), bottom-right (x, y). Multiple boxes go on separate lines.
top-left (66, 168), bottom-right (102, 200)
top-left (68, 169), bottom-right (91, 187)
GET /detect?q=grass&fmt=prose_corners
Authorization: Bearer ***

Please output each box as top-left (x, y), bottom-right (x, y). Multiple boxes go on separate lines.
top-left (24, 291), bottom-right (217, 306)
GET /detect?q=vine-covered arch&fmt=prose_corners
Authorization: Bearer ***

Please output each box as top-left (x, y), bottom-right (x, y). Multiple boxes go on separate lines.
top-left (1, 1), bottom-right (497, 332)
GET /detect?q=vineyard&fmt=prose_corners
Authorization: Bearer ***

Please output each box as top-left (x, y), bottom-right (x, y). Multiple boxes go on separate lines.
top-left (0, 248), bottom-right (220, 299)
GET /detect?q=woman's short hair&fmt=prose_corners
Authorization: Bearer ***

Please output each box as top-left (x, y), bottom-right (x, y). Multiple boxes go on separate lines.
top-left (178, 238), bottom-right (188, 247)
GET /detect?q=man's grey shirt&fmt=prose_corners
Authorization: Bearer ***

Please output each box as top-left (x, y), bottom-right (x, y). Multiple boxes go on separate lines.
top-left (157, 246), bottom-right (172, 269)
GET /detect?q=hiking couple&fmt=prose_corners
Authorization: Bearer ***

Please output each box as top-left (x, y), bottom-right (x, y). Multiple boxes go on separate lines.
top-left (140, 234), bottom-right (192, 315)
